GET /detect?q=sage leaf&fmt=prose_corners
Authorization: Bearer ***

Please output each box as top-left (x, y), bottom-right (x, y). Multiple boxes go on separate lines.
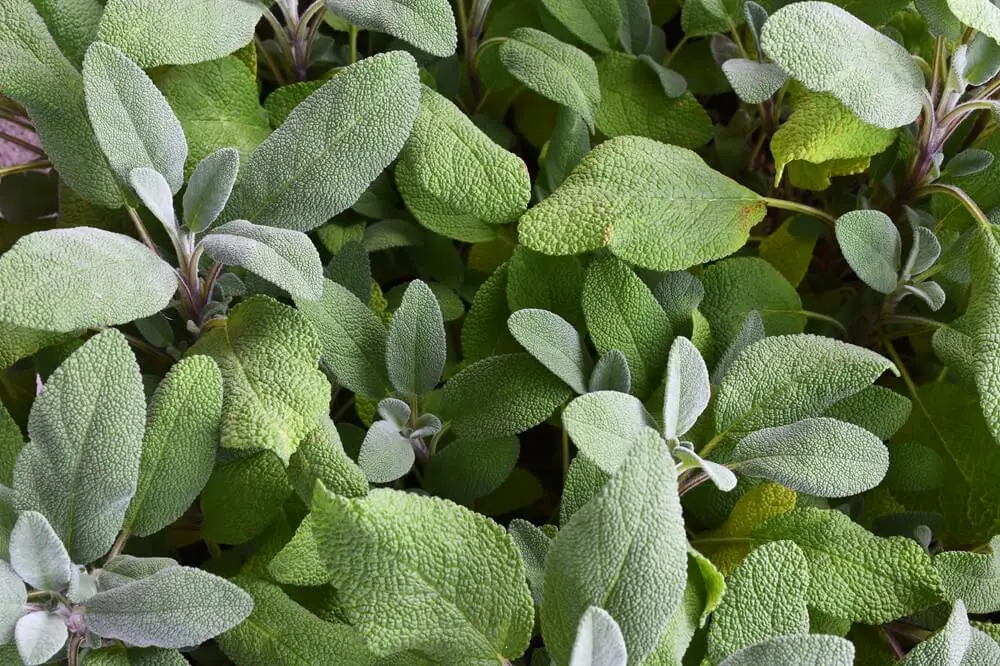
top-left (462, 264), bottom-right (521, 363)
top-left (563, 391), bottom-right (653, 474)
top-left (507, 247), bottom-right (586, 330)
top-left (0, 561), bottom-right (25, 644)
top-left (15, 611), bottom-right (66, 666)
top-left (386, 280), bottom-right (446, 398)
top-left (945, 148), bottom-right (995, 178)
top-left (945, 0), bottom-right (1000, 45)
top-left (325, 0), bottom-right (457, 58)
top-left (0, 228), bottom-right (178, 333)
top-left (935, 540), bottom-right (1000, 614)
top-left (99, 556), bottom-right (178, 592)
top-left (589, 350), bottom-right (632, 394)
top-left (78, 646), bottom-right (188, 665)
top-left (28, 0), bottom-right (102, 69)
top-left (508, 519), bottom-right (552, 604)
top-left (965, 32), bottom-right (1000, 86)
top-left (83, 42), bottom-right (188, 193)
top-left (9, 511), bottom-right (72, 592)
top-left (718, 634), bottom-right (855, 666)
top-left (618, 0), bottom-right (652, 53)
top-left (519, 136), bottom-right (766, 272)
top-left (358, 421), bottom-right (414, 484)
top-left (904, 282), bottom-right (947, 311)
top-left (762, 2), bottom-right (924, 128)
top-left (904, 224), bottom-right (943, 279)
top-left (508, 309), bottom-right (591, 395)
top-left (200, 451), bottom-right (292, 545)
top-left (287, 419), bottom-right (368, 503)
top-left (682, 0), bottom-right (744, 37)
top-left (182, 148), bottom-right (240, 233)
top-left (128, 169), bottom-right (177, 237)
top-left (639, 55), bottom-right (688, 98)
top-left (712, 310), bottom-right (765, 385)
top-left (539, 0), bottom-right (622, 52)
top-left (201, 221), bottom-right (324, 302)
top-left (424, 437), bottom-right (520, 505)
top-left (663, 337), bottom-right (710, 441)
top-left (900, 600), bottom-right (971, 665)
top-left (225, 51), bottom-right (420, 232)
top-left (14, 330), bottom-right (145, 564)
top-left (570, 607), bottom-right (628, 666)
top-left (823, 385), bottom-right (911, 441)
top-left (673, 448), bottom-right (738, 492)
top-left (84, 566), bottom-right (253, 649)
top-left (722, 59), bottom-right (787, 104)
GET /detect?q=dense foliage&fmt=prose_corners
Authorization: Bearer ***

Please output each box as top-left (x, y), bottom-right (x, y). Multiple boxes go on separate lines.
top-left (1, 0), bottom-right (1000, 663)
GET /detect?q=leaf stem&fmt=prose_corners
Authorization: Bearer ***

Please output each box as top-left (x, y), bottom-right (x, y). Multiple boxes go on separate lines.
top-left (0, 160), bottom-right (50, 177)
top-left (106, 529), bottom-right (130, 561)
top-left (762, 197), bottom-right (837, 226)
top-left (67, 634), bottom-right (82, 666)
top-left (0, 109), bottom-right (33, 130)
top-left (561, 426), bottom-right (570, 482)
top-left (0, 130), bottom-right (44, 157)
top-left (912, 183), bottom-right (991, 229)
top-left (125, 205), bottom-right (161, 256)
top-left (256, 35), bottom-right (287, 85)
top-left (348, 24), bottom-right (359, 64)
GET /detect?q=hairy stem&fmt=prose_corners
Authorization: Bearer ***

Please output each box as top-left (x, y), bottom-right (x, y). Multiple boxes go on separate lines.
top-left (761, 197), bottom-right (837, 225)
top-left (0, 130), bottom-right (44, 157)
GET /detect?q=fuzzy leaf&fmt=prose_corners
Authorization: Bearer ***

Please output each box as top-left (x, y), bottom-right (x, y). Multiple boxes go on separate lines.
top-left (570, 607), bottom-right (628, 666)
top-left (718, 634), bottom-right (855, 666)
top-left (395, 86), bottom-right (530, 242)
top-left (540, 0), bottom-right (622, 52)
top-left (0, 228), bottom-right (177, 333)
top-left (519, 136), bottom-right (765, 272)
top-left (507, 247), bottom-right (586, 330)
top-left (462, 264), bottom-right (521, 363)
top-left (589, 350), bottom-right (632, 394)
top-left (945, 0), bottom-right (1000, 45)
top-left (424, 437), bottom-right (521, 505)
top-left (639, 55), bottom-right (688, 98)
top-left (0, 561), bottom-right (26, 644)
top-left (968, 227), bottom-right (1000, 447)
top-left (542, 428), bottom-right (687, 665)
top-left (722, 59), bottom-right (788, 104)
top-left (129, 169), bottom-right (177, 236)
top-left (10, 511), bottom-right (72, 592)
top-left (682, 0), bottom-right (743, 36)
top-left (900, 600), bottom-right (972, 665)
top-left (123, 356), bottom-right (222, 538)
top-left (15, 611), bottom-right (66, 666)
top-left (761, 1), bottom-right (924, 128)
top-left (823, 385), bottom-right (911, 441)
top-left (287, 420), bottom-right (368, 503)
top-left (663, 337), bottom-right (710, 440)
top-left (98, 0), bottom-right (263, 68)
top-left (905, 225), bottom-right (943, 279)
top-left (386, 280), bottom-right (446, 398)
top-left (78, 645), bottom-right (187, 665)
top-left (200, 451), bottom-right (292, 545)
top-left (358, 421), bottom-right (414, 484)
top-left (182, 149), bottom-right (240, 233)
top-left (189, 297), bottom-right (329, 463)
top-left (28, 0), bottom-right (102, 68)
top-left (325, 0), bottom-right (457, 57)
top-left (904, 282), bottom-right (947, 311)
top-left (312, 485), bottom-right (534, 661)
top-left (268, 515), bottom-right (331, 587)
top-left (618, 0), bottom-right (652, 53)
top-left (835, 210), bottom-right (902, 294)
top-left (500, 28), bottom-right (601, 131)
top-left (14, 330), bottom-right (144, 564)
top-left (99, 556), bottom-right (178, 592)
top-left (563, 391), bottom-right (653, 474)
top-left (84, 566), bottom-right (253, 649)
top-left (935, 542), bottom-right (1000, 615)
top-left (508, 309), bottom-right (591, 394)
top-left (508, 519), bottom-right (552, 604)
top-left (225, 52), bottom-right (420, 231)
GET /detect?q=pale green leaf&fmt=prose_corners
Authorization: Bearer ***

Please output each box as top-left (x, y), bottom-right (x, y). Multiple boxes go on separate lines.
top-left (267, 515), bottom-right (331, 587)
top-left (540, 0), bottom-right (622, 52)
top-left (182, 148), bottom-right (240, 233)
top-left (663, 337), bottom-right (710, 440)
top-left (358, 421), bottom-right (414, 484)
top-left (0, 323), bottom-right (73, 374)
top-left (541, 428), bottom-right (687, 666)
top-left (761, 1), bottom-right (924, 128)
top-left (508, 309), bottom-right (591, 394)
top-left (79, 645), bottom-right (187, 665)
top-left (10, 511), bottom-right (72, 592)
top-left (711, 311), bottom-right (764, 386)
top-left (835, 210), bottom-right (902, 294)
top-left (0, 561), bottom-right (26, 644)
top-left (0, 402), bottom-right (24, 487)
top-left (904, 282), bottom-right (947, 311)
top-left (519, 136), bottom-right (764, 272)
top-left (15, 611), bottom-right (66, 666)
top-left (901, 600), bottom-right (970, 665)
top-left (461, 263), bottom-right (521, 363)
top-left (29, 0), bottom-right (102, 68)
top-left (570, 607), bottom-right (628, 666)
top-left (128, 168), bottom-right (177, 237)
top-left (387, 280), bottom-right (446, 398)
top-left (560, 456), bottom-right (612, 526)
top-left (541, 108), bottom-right (592, 195)
top-left (83, 42), bottom-right (187, 192)
top-left (682, 0), bottom-right (743, 37)
top-left (326, 240), bottom-right (372, 304)
top-left (395, 86), bottom-right (529, 242)
top-left (508, 519), bottom-right (551, 604)
top-left (945, 0), bottom-right (1000, 45)
top-left (287, 419), bottom-right (368, 503)
top-left (965, 32), bottom-right (1000, 85)
top-left (638, 55), bottom-right (687, 98)
top-left (722, 59), bottom-right (788, 104)
top-left (718, 634), bottom-right (855, 666)
top-left (904, 224), bottom-right (943, 279)
top-left (673, 448), bottom-right (738, 492)
top-left (822, 385), bottom-right (911, 441)
top-left (589, 350), bottom-right (631, 394)
top-left (919, 0), bottom-right (964, 39)
top-left (225, 52), bottom-right (420, 231)
top-left (98, 555), bottom-right (178, 592)
top-left (935, 545), bottom-right (1000, 615)
top-left (325, 0), bottom-right (457, 57)
top-left (312, 485), bottom-right (534, 661)
top-left (123, 356), bottom-right (222, 538)
top-left (0, 228), bottom-right (177, 333)
top-left (946, 148), bottom-right (995, 178)
top-left (758, 218), bottom-right (817, 287)
top-left (967, 227), bottom-right (1000, 448)
top-left (98, 0), bottom-right (264, 68)
top-left (424, 437), bottom-right (520, 505)
top-left (563, 391), bottom-right (653, 474)
top-left (13, 330), bottom-right (144, 564)
top-left (651, 271), bottom-right (705, 331)
top-left (646, 550), bottom-right (726, 665)
top-left (200, 450), bottom-right (292, 545)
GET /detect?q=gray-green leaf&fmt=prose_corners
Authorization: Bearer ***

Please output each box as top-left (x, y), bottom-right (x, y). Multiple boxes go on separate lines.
top-left (835, 210), bottom-right (902, 295)
top-left (663, 337), bottom-right (710, 441)
top-left (15, 611), bottom-right (66, 666)
top-left (935, 541), bottom-right (1000, 615)
top-left (570, 607), bottom-right (628, 666)
top-left (10, 511), bottom-right (72, 592)
top-left (589, 350), bottom-right (631, 394)
top-left (563, 391), bottom-right (654, 474)
top-left (129, 168), bottom-right (177, 237)
top-left (540, 0), bottom-right (622, 52)
top-left (325, 0), bottom-right (457, 57)
top-left (182, 148), bottom-right (240, 233)
top-left (358, 421), bottom-right (414, 484)
top-left (509, 309), bottom-right (591, 395)
top-left (722, 59), bottom-right (788, 104)
top-left (718, 633), bottom-right (855, 666)
top-left (386, 280), bottom-right (446, 398)
top-left (0, 561), bottom-right (25, 644)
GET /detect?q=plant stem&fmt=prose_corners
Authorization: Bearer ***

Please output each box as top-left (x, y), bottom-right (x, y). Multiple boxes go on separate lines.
top-left (348, 25), bottom-right (359, 64)
top-left (126, 205), bottom-right (161, 255)
top-left (67, 634), bottom-right (82, 666)
top-left (664, 35), bottom-right (689, 66)
top-left (761, 197), bottom-right (837, 225)
top-left (106, 529), bottom-right (130, 561)
top-left (912, 182), bottom-right (991, 228)
top-left (256, 35), bottom-right (287, 85)
top-left (0, 130), bottom-right (44, 157)
top-left (561, 426), bottom-right (570, 482)
top-left (0, 109), bottom-right (33, 130)
top-left (0, 160), bottom-right (50, 177)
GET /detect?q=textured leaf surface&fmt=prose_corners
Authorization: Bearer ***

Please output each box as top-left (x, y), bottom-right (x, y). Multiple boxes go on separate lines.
top-left (29, 0), bottom-right (102, 67)
top-left (946, 0), bottom-right (1000, 44)
top-left (189, 297), bottom-right (329, 462)
top-left (200, 451), bottom-right (292, 545)
top-left (287, 419), bottom-right (368, 503)
top-left (663, 337), bottom-right (710, 440)
top-left (226, 52), bottom-right (420, 231)
top-left (387, 280), bottom-right (446, 398)
top-left (520, 136), bottom-right (764, 272)
top-left (358, 421), bottom-right (415, 484)
top-left (589, 350), bottom-right (632, 394)
top-left (540, 0), bottom-right (622, 51)
top-left (835, 210), bottom-right (902, 294)
top-left (98, 0), bottom-right (263, 68)
top-left (396, 87), bottom-right (529, 242)
top-left (182, 149), bottom-right (240, 233)
top-left (563, 391), bottom-right (652, 474)
top-left (124, 356), bottom-right (222, 538)
top-left (935, 542), bottom-right (1000, 615)
top-left (542, 429), bottom-right (687, 666)
top-left (698, 483), bottom-right (797, 575)
top-left (718, 634), bottom-right (855, 666)
top-left (15, 610), bottom-right (66, 665)
top-left (424, 437), bottom-right (520, 505)
top-left (0, 561), bottom-right (26, 645)
top-left (509, 309), bottom-right (590, 394)
top-left (966, 227), bottom-right (1000, 447)
top-left (325, 0), bottom-right (457, 57)
top-left (462, 264), bottom-right (521, 363)
top-left (313, 486), bottom-right (534, 661)
top-left (0, 228), bottom-right (177, 333)
top-left (507, 248), bottom-right (586, 329)
top-left (80, 645), bottom-right (187, 665)
top-left (268, 515), bottom-right (331, 587)
top-left (10, 511), bottom-right (72, 592)
top-left (682, 0), bottom-right (743, 36)
top-left (570, 607), bottom-right (628, 666)
top-left (14, 330), bottom-right (144, 564)
top-left (823, 385), bottom-right (911, 441)
top-left (722, 59), bottom-right (788, 104)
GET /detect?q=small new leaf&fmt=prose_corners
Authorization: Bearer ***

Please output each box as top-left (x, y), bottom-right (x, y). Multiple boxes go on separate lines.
top-left (386, 280), bottom-right (447, 398)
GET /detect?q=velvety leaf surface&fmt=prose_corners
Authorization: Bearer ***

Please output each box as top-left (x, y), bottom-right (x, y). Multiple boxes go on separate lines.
top-left (325, 0), bottom-right (457, 57)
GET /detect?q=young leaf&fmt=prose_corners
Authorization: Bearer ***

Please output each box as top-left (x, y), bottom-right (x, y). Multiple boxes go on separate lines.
top-left (569, 607), bottom-right (628, 666)
top-left (499, 28), bottom-right (602, 131)
top-left (519, 136), bottom-right (766, 272)
top-left (730, 417), bottom-right (890, 497)
top-left (618, 0), bottom-right (652, 53)
top-left (904, 282), bottom-right (947, 311)
top-left (97, 0), bottom-right (264, 68)
top-left (965, 32), bottom-right (1000, 85)
top-left (15, 611), bottom-right (66, 666)
top-left (189, 297), bottom-right (330, 463)
top-left (712, 310), bottom-right (765, 385)
top-left (539, 0), bottom-right (622, 52)
top-left (945, 148), bottom-right (995, 178)
top-left (325, 0), bottom-right (457, 57)
top-left (129, 168), bottom-right (177, 237)
top-left (311, 485), bottom-right (534, 661)
top-left (718, 634), bottom-right (855, 666)
top-left (904, 224), bottom-right (943, 279)
top-left (423, 437), bottom-right (521, 505)
top-left (0, 561), bottom-right (26, 644)
top-left (673, 448), bottom-right (738, 492)
top-left (722, 59), bottom-right (788, 104)
top-left (201, 221), bottom-right (324, 302)
top-left (386, 280), bottom-right (446, 398)
top-left (225, 51), bottom-right (420, 232)
top-left (123, 356), bottom-right (222, 538)
top-left (761, 1), bottom-right (924, 128)
top-left (588, 350), bottom-right (632, 394)
top-left (84, 566), bottom-right (253, 649)
top-left (663, 337), bottom-right (710, 440)
top-left (0, 228), bottom-right (178, 333)
top-left (652, 271), bottom-right (705, 331)
top-left (357, 421), bottom-right (414, 484)
top-left (563, 391), bottom-right (653, 474)
top-left (508, 309), bottom-right (591, 395)
top-left (83, 42), bottom-right (188, 193)
top-left (182, 148), bottom-right (240, 233)
top-left (541, 428), bottom-right (687, 665)
top-left (14, 330), bottom-right (144, 565)
top-left (395, 86), bottom-right (530, 242)
top-left (9, 511), bottom-right (72, 592)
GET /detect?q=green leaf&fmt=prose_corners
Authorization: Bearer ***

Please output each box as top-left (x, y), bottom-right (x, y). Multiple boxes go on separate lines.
top-left (84, 566), bottom-right (253, 648)
top-left (900, 600), bottom-right (972, 665)
top-left (508, 519), bottom-right (551, 604)
top-left (758, 218), bottom-right (818, 288)
top-left (444, 353), bottom-right (573, 439)
top-left (201, 221), bottom-right (324, 302)
top-left (200, 451), bottom-right (292, 545)
top-left (225, 51), bottom-right (420, 232)
top-left (945, 0), bottom-right (1000, 45)
top-left (312, 485), bottom-right (534, 661)
top-left (326, 241), bottom-right (373, 304)
top-left (499, 28), bottom-right (601, 131)
top-left (519, 136), bottom-right (764, 272)
top-left (663, 337), bottom-right (710, 440)
top-left (218, 577), bottom-right (373, 666)
top-left (722, 59), bottom-right (788, 104)
top-left (651, 272), bottom-right (705, 332)
top-left (966, 226), bottom-right (1000, 446)
top-left (594, 53), bottom-right (712, 148)
top-left (462, 263), bottom-right (521, 363)
top-left (99, 555), bottom-right (178, 592)
top-left (730, 417), bottom-right (889, 497)
top-left (424, 437), bottom-right (520, 505)
top-left (589, 350), bottom-right (632, 394)
top-left (646, 550), bottom-right (725, 665)
top-left (698, 483), bottom-right (798, 575)
top-left (83, 42), bottom-right (187, 193)
top-left (325, 0), bottom-right (457, 57)
top-left (570, 607), bottom-right (628, 666)
top-left (189, 297), bottom-right (329, 463)
top-left (563, 391), bottom-right (653, 474)
top-left (15, 611), bottom-right (66, 666)
top-left (507, 247), bottom-right (586, 330)
top-left (904, 281), bottom-right (947, 311)
top-left (539, 0), bottom-right (622, 52)
top-left (835, 210), bottom-right (902, 294)
top-left (295, 279), bottom-right (389, 401)
top-left (268, 515), bottom-right (331, 587)
top-left (13, 330), bottom-right (144, 565)
top-left (619, 0), bottom-right (652, 53)
top-left (582, 255), bottom-right (673, 396)
top-left (935, 540), bottom-right (1000, 615)
top-left (904, 224), bottom-right (943, 279)
top-left (182, 148), bottom-right (240, 233)
top-left (706, 541), bottom-right (810, 663)
top-left (0, 323), bottom-right (73, 373)
top-left (718, 634), bottom-right (855, 666)
top-left (639, 55), bottom-right (688, 98)
top-left (0, 228), bottom-right (177, 334)
top-left (386, 280), bottom-right (446, 398)
top-left (508, 309), bottom-right (591, 394)
top-left (395, 86), bottom-right (529, 242)
top-left (761, 2), bottom-right (924, 128)
top-left (97, 0), bottom-right (263, 68)
top-left (715, 334), bottom-right (894, 439)
top-left (129, 168), bottom-right (177, 238)
top-left (541, 108), bottom-right (592, 195)
top-left (79, 645), bottom-right (188, 665)
top-left (10, 511), bottom-right (71, 592)
top-left (752, 507), bottom-right (944, 623)
top-left (153, 57), bottom-right (271, 175)
top-left (0, 561), bottom-right (26, 645)
top-left (0, 401), bottom-right (24, 488)
top-left (682, 0), bottom-right (743, 37)
top-left (287, 419), bottom-right (368, 503)
top-left (822, 385), bottom-right (911, 441)
top-left (358, 421), bottom-right (414, 484)
top-left (919, 0), bottom-right (964, 39)
top-left (541, 428), bottom-right (687, 665)
top-left (123, 356), bottom-right (221, 538)
top-left (29, 0), bottom-right (102, 68)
